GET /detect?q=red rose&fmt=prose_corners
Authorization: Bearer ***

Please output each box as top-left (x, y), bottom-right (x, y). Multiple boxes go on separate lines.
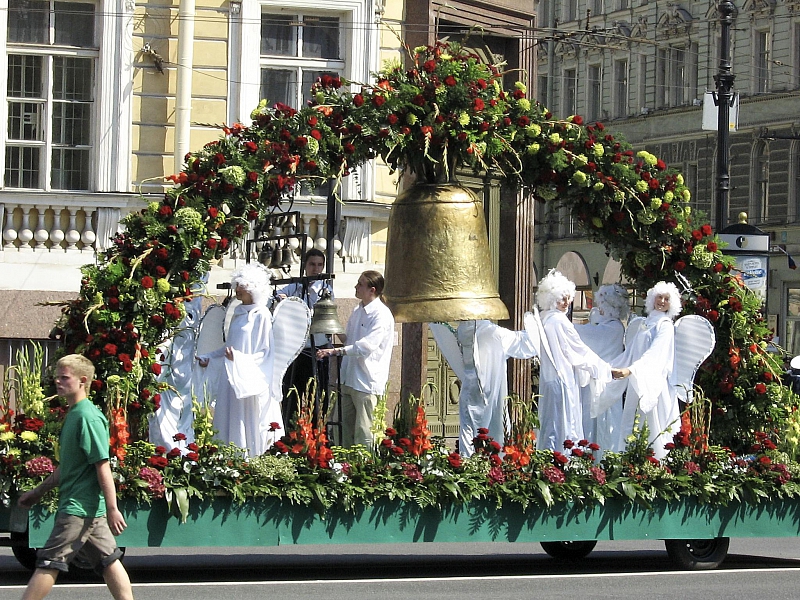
top-left (208, 207), bottom-right (219, 219)
top-left (141, 388), bottom-right (151, 400)
top-left (187, 443), bottom-right (199, 452)
top-left (167, 448), bottom-right (181, 459)
top-left (186, 452), bottom-right (199, 462)
top-left (713, 262), bottom-right (724, 273)
top-left (701, 224), bottom-right (713, 236)
top-left (423, 60), bottom-right (436, 73)
top-left (372, 95), bottom-right (386, 107)
top-left (444, 75), bottom-right (457, 86)
top-left (189, 248), bottom-right (202, 259)
top-left (707, 242), bottom-right (718, 252)
top-left (674, 261), bottom-right (686, 271)
top-left (103, 343), bottom-right (118, 356)
top-left (572, 115), bottom-right (583, 125)
top-left (692, 229), bottom-right (703, 241)
top-left (158, 205), bottom-right (173, 218)
top-left (91, 379), bottom-right (103, 391)
top-left (141, 276), bottom-right (155, 289)
top-left (755, 382), bottom-right (767, 394)
top-left (307, 116), bottom-right (318, 126)
top-left (150, 314), bottom-right (164, 327)
top-left (473, 98), bottom-right (485, 111)
top-left (310, 129), bottom-right (322, 140)
top-left (353, 94), bottom-right (364, 107)
top-left (155, 266), bottom-right (166, 277)
top-left (206, 238), bottom-right (218, 250)
top-left (447, 452), bottom-right (462, 469)
top-left (173, 432), bottom-right (187, 442)
top-left (147, 456), bottom-right (168, 469)
top-left (151, 363), bottom-right (162, 376)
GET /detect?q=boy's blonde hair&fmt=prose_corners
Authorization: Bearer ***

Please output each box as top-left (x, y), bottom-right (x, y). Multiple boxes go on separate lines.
top-left (56, 354), bottom-right (95, 383)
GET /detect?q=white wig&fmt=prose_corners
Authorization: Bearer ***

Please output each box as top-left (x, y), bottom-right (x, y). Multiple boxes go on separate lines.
top-left (644, 281), bottom-right (682, 319)
top-left (536, 269), bottom-right (576, 311)
top-left (595, 283), bottom-right (630, 321)
top-left (231, 263), bottom-right (272, 306)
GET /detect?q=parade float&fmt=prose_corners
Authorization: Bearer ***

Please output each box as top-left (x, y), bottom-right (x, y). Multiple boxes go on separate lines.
top-left (3, 41), bottom-right (800, 571)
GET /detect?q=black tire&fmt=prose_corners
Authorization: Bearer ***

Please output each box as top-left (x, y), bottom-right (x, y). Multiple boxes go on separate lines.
top-left (10, 530), bottom-right (37, 571)
top-left (540, 540), bottom-right (598, 559)
top-left (664, 537), bottom-right (730, 570)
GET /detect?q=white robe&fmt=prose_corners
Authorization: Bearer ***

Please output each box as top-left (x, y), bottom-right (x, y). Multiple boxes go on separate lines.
top-left (455, 321), bottom-right (537, 456)
top-left (537, 309), bottom-right (612, 452)
top-left (574, 317), bottom-right (625, 456)
top-left (200, 303), bottom-right (281, 457)
top-left (613, 311), bottom-right (679, 459)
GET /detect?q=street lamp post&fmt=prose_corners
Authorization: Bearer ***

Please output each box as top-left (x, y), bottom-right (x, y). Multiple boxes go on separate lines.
top-left (714, 0), bottom-right (736, 233)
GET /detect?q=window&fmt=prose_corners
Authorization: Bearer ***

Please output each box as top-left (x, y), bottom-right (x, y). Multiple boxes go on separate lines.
top-left (587, 65), bottom-right (601, 122)
top-left (755, 30), bottom-right (770, 94)
top-left (260, 13), bottom-right (344, 108)
top-left (591, 0), bottom-right (603, 16)
top-left (613, 59), bottom-right (628, 118)
top-left (786, 288), bottom-right (800, 356)
top-left (5, 0), bottom-right (96, 191)
top-left (565, 0), bottom-right (578, 23)
top-left (655, 44), bottom-right (696, 108)
top-left (638, 54), bottom-right (647, 113)
top-left (752, 142), bottom-right (769, 222)
top-left (563, 69), bottom-right (577, 117)
top-left (537, 74), bottom-right (549, 109)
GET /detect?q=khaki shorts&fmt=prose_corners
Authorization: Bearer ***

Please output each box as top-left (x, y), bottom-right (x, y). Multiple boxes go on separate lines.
top-left (36, 512), bottom-right (123, 574)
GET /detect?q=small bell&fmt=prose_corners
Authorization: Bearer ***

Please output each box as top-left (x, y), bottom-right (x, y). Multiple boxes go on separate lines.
top-left (280, 244), bottom-right (294, 269)
top-left (257, 243), bottom-right (272, 266)
top-left (267, 244), bottom-right (283, 269)
top-left (309, 290), bottom-right (345, 335)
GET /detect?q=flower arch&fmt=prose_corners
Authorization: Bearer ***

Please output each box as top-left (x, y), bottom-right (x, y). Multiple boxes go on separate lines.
top-left (50, 43), bottom-right (793, 453)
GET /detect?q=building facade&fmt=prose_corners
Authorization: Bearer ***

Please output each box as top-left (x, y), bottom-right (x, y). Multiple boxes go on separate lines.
top-left (535, 0), bottom-right (800, 353)
top-left (0, 0), bottom-right (400, 374)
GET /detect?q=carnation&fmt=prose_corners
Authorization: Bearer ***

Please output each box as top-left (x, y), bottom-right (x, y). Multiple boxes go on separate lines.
top-left (25, 456), bottom-right (55, 476)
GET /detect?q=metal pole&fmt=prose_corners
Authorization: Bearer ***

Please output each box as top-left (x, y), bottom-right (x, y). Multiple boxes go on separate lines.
top-left (714, 0), bottom-right (736, 232)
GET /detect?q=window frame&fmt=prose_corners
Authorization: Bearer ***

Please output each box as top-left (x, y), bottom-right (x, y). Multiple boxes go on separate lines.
top-left (2, 0), bottom-right (100, 192)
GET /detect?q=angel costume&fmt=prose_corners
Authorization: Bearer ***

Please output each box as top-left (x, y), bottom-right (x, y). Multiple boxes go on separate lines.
top-left (574, 313), bottom-right (625, 454)
top-left (537, 309), bottom-right (612, 452)
top-left (614, 310), bottom-right (679, 459)
top-left (430, 320), bottom-right (538, 456)
top-left (200, 302), bottom-right (281, 457)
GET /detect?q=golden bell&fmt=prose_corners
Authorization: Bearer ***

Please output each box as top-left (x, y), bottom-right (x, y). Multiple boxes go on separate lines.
top-left (384, 183), bottom-right (509, 323)
top-left (309, 292), bottom-right (345, 335)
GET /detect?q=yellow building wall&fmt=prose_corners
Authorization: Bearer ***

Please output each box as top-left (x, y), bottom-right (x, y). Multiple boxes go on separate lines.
top-left (131, 1), bottom-right (231, 192)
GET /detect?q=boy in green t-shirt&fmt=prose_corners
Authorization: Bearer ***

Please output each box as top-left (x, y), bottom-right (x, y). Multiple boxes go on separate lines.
top-left (18, 354), bottom-right (133, 600)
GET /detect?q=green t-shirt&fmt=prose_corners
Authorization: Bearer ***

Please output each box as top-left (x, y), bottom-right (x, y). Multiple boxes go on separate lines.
top-left (57, 398), bottom-right (110, 517)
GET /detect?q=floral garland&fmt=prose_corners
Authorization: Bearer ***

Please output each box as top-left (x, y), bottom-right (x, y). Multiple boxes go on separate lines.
top-left (36, 40), bottom-right (795, 457)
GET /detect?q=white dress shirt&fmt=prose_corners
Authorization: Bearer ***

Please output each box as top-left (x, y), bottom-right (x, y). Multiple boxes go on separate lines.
top-left (340, 298), bottom-right (394, 395)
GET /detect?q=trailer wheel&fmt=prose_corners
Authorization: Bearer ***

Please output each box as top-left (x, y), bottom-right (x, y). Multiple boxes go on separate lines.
top-left (540, 540), bottom-right (598, 559)
top-left (10, 531), bottom-right (37, 571)
top-left (664, 537), bottom-right (730, 570)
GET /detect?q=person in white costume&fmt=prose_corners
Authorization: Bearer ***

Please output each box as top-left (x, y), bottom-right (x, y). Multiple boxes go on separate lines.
top-left (535, 270), bottom-right (618, 452)
top-left (197, 263), bottom-right (281, 457)
top-left (614, 281), bottom-right (682, 459)
top-left (317, 270), bottom-right (394, 448)
top-left (430, 320), bottom-right (538, 457)
top-left (574, 284), bottom-right (629, 456)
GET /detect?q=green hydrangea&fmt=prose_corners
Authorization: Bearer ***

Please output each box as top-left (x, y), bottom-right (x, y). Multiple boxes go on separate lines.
top-left (593, 182), bottom-right (604, 191)
top-left (635, 180), bottom-right (649, 193)
top-left (682, 189), bottom-right (691, 201)
top-left (175, 207), bottom-right (203, 232)
top-left (572, 171), bottom-right (588, 185)
top-left (156, 278), bottom-right (171, 293)
top-left (651, 197), bottom-right (662, 210)
top-left (458, 112), bottom-right (470, 126)
top-left (548, 133), bottom-right (561, 144)
top-left (536, 186), bottom-right (558, 201)
top-left (663, 191), bottom-right (674, 203)
top-left (636, 209), bottom-right (657, 225)
top-left (515, 81), bottom-right (527, 93)
top-left (526, 123), bottom-right (542, 137)
top-left (219, 165), bottom-right (246, 187)
top-left (635, 251), bottom-right (653, 268)
top-left (573, 154), bottom-right (588, 167)
top-left (636, 150), bottom-right (658, 166)
top-left (527, 142), bottom-right (540, 154)
top-left (517, 98), bottom-right (531, 111)
top-left (306, 137), bottom-right (319, 156)
top-left (691, 246), bottom-right (714, 269)
top-left (593, 144), bottom-right (605, 157)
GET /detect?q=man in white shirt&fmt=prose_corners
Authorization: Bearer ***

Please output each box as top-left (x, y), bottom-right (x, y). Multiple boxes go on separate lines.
top-left (317, 270), bottom-right (394, 448)
top-left (276, 249), bottom-right (334, 425)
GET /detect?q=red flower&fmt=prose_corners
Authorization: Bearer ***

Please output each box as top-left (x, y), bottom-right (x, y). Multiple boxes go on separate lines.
top-left (147, 456), bottom-right (168, 469)
top-left (187, 443), bottom-right (199, 452)
top-left (755, 382), bottom-right (767, 394)
top-left (206, 238), bottom-right (218, 250)
top-left (674, 261), bottom-right (686, 272)
top-left (167, 448), bottom-right (181, 459)
top-left (353, 94), bottom-right (364, 107)
top-left (158, 205), bottom-right (173, 218)
top-left (208, 206), bottom-right (219, 218)
top-left (423, 60), bottom-right (436, 73)
top-left (701, 224), bottom-right (713, 236)
top-left (150, 314), bottom-right (164, 327)
top-left (473, 98), bottom-right (485, 111)
top-left (444, 75), bottom-right (457, 86)
top-left (563, 439), bottom-right (574, 449)
top-left (707, 242), bottom-right (718, 252)
top-left (372, 95), bottom-right (386, 107)
top-left (173, 432), bottom-right (187, 442)
top-left (447, 452), bottom-right (462, 469)
top-left (691, 229), bottom-right (703, 241)
top-left (141, 276), bottom-right (155, 289)
top-left (186, 452), bottom-right (199, 462)
top-left (269, 422), bottom-right (281, 432)
top-left (189, 248), bottom-right (203, 260)
top-left (103, 343), bottom-right (118, 356)
top-left (151, 363), bottom-right (162, 376)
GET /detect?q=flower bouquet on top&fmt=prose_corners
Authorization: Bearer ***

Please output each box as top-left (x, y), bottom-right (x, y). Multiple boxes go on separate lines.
top-left (312, 40), bottom-right (529, 184)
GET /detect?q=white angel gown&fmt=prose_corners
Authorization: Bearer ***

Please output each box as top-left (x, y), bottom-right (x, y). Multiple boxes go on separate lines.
top-left (614, 310), bottom-right (679, 459)
top-left (537, 309), bottom-right (612, 452)
top-left (574, 314), bottom-right (625, 455)
top-left (201, 302), bottom-right (282, 457)
top-left (454, 321), bottom-right (537, 456)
